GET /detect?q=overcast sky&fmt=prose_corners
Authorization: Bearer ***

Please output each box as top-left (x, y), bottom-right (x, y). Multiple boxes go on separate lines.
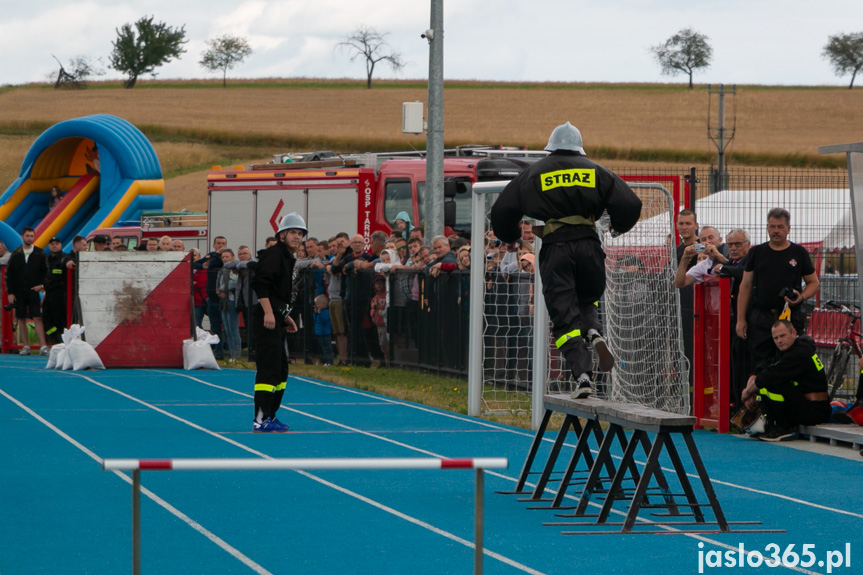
top-left (2, 1), bottom-right (862, 87)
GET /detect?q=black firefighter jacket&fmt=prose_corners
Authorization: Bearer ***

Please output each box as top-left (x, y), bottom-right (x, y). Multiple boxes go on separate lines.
top-left (753, 336), bottom-right (828, 397)
top-left (251, 241), bottom-right (297, 312)
top-left (490, 151), bottom-right (642, 244)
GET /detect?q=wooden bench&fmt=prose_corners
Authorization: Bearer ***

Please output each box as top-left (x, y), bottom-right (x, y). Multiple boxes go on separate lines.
top-left (505, 394), bottom-right (776, 534)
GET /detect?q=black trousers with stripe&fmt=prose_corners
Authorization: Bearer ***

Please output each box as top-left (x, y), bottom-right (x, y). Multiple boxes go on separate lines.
top-left (252, 303), bottom-right (289, 421)
top-left (42, 288), bottom-right (67, 345)
top-left (538, 239), bottom-right (605, 379)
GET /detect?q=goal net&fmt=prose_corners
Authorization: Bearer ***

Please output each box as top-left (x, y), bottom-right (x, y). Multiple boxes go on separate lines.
top-left (468, 181), bottom-right (690, 420)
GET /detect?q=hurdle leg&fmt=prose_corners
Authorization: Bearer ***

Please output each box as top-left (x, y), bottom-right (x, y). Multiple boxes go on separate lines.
top-left (613, 426), bottom-right (642, 489)
top-left (621, 433), bottom-right (667, 533)
top-left (529, 414), bottom-right (581, 500)
top-left (597, 430), bottom-right (644, 524)
top-left (132, 469), bottom-right (141, 575)
top-left (683, 432), bottom-right (730, 531)
top-left (572, 422), bottom-right (620, 516)
top-left (511, 409), bottom-right (552, 493)
top-left (550, 418), bottom-right (602, 508)
top-left (475, 469), bottom-right (484, 575)
top-left (662, 434), bottom-right (704, 521)
top-left (636, 431), bottom-right (680, 515)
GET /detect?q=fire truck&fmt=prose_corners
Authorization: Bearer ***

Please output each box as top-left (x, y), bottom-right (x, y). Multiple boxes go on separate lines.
top-left (85, 210), bottom-right (209, 251)
top-left (206, 148), bottom-right (548, 252)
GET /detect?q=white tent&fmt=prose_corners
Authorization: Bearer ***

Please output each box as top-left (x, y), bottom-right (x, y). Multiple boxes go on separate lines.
top-left (621, 188), bottom-right (854, 250)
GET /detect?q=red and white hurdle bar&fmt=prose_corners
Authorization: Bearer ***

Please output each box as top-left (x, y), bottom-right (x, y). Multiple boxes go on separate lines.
top-left (103, 457), bottom-right (508, 575)
top-left (103, 457), bottom-right (508, 472)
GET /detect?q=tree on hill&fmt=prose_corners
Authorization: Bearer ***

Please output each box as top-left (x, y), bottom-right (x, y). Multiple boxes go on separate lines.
top-left (52, 54), bottom-right (105, 89)
top-left (109, 16), bottom-right (187, 89)
top-left (337, 25), bottom-right (404, 89)
top-left (823, 32), bottom-right (863, 89)
top-left (650, 28), bottom-right (712, 90)
top-left (200, 34), bottom-right (253, 88)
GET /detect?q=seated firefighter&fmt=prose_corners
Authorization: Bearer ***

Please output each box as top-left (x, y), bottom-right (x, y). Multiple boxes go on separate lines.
top-left (741, 319), bottom-right (830, 442)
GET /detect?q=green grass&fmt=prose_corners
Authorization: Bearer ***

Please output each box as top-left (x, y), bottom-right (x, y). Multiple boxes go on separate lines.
top-left (292, 363), bottom-right (470, 413)
top-left (0, 120), bottom-right (52, 136)
top-left (222, 361), bottom-right (535, 429)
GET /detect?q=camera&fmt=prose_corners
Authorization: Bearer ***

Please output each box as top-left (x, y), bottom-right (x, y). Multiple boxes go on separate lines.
top-left (2, 303), bottom-right (15, 312)
top-left (778, 286), bottom-right (794, 299)
top-left (277, 303), bottom-right (292, 322)
top-left (693, 244), bottom-right (705, 252)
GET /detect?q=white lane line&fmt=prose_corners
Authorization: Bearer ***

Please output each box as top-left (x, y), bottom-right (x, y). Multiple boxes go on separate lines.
top-left (142, 372), bottom-right (846, 575)
top-left (0, 386), bottom-right (273, 575)
top-left (28, 371), bottom-right (547, 575)
top-left (155, 369), bottom-right (863, 521)
top-left (144, 369), bottom-right (859, 574)
top-left (16, 365), bottom-right (863, 525)
top-left (6, 365), bottom-right (857, 575)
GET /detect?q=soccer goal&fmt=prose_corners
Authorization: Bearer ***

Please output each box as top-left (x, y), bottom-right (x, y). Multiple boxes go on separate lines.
top-left (468, 181), bottom-right (690, 429)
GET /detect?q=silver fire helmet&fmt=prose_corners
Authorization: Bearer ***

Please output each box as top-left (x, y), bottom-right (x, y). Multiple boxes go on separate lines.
top-left (544, 122), bottom-right (586, 154)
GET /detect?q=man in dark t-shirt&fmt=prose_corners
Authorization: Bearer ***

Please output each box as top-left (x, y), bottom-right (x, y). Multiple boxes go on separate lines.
top-left (736, 208), bottom-right (819, 365)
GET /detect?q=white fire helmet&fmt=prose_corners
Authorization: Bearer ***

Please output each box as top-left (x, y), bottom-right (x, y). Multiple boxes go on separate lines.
top-left (277, 212), bottom-right (308, 236)
top-left (545, 122), bottom-right (586, 154)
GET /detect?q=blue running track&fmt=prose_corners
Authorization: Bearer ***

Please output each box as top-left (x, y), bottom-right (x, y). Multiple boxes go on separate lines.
top-left (1, 355), bottom-right (861, 574)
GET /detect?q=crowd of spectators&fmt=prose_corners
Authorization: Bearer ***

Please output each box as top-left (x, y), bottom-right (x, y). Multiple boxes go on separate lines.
top-left (159, 218), bottom-right (544, 374)
top-left (0, 206), bottom-right (847, 438)
top-left (670, 207), bottom-right (836, 438)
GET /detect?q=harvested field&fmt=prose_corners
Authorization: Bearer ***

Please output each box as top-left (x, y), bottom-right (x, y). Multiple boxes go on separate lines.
top-left (0, 81), bottom-right (860, 211)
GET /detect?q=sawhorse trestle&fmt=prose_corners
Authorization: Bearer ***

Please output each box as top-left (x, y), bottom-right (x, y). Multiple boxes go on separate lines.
top-left (502, 395), bottom-right (782, 535)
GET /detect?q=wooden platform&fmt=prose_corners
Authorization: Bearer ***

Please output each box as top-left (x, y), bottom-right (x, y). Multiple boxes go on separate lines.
top-left (799, 424), bottom-right (863, 450)
top-left (502, 395), bottom-right (779, 534)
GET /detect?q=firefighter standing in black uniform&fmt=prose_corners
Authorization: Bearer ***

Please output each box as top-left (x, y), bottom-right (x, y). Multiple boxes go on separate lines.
top-left (491, 122), bottom-right (642, 398)
top-left (250, 212), bottom-right (306, 433)
top-left (42, 237), bottom-right (68, 345)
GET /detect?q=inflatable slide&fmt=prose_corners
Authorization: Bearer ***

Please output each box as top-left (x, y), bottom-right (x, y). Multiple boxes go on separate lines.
top-left (0, 115), bottom-right (164, 251)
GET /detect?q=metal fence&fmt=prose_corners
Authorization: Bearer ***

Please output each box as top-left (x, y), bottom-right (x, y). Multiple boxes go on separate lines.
top-left (286, 267), bottom-right (471, 376)
top-left (279, 166), bottom-right (858, 401)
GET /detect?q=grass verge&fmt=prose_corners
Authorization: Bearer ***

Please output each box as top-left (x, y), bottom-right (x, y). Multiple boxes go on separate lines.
top-left (223, 359), bottom-right (536, 430)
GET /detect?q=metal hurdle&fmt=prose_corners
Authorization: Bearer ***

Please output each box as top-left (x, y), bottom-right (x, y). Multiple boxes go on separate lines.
top-left (102, 457), bottom-right (508, 575)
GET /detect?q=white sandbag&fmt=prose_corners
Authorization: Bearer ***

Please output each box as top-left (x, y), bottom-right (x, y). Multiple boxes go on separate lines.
top-left (182, 327), bottom-right (221, 370)
top-left (60, 326), bottom-right (81, 370)
top-left (66, 338), bottom-right (105, 371)
top-left (61, 347), bottom-right (75, 370)
top-left (62, 324), bottom-right (85, 343)
top-left (45, 344), bottom-right (65, 369)
top-left (183, 340), bottom-right (221, 370)
top-left (53, 346), bottom-right (68, 370)
top-left (195, 326), bottom-right (219, 345)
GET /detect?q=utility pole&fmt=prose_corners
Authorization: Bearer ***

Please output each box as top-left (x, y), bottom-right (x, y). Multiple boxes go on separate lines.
top-left (707, 84), bottom-right (736, 193)
top-left (425, 0), bottom-right (444, 242)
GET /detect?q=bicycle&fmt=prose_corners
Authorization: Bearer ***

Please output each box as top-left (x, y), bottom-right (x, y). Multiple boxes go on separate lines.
top-left (820, 301), bottom-right (863, 401)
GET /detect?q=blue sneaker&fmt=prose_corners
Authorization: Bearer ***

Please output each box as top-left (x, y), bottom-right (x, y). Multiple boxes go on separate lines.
top-left (271, 418), bottom-right (290, 432)
top-left (253, 418), bottom-right (289, 433)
